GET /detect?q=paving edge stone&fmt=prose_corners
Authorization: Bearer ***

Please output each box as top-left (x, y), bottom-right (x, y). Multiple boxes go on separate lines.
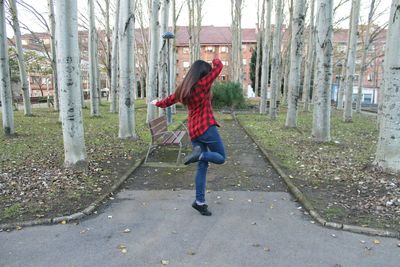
top-left (233, 112), bottom-right (400, 239)
top-left (0, 157), bottom-right (145, 231)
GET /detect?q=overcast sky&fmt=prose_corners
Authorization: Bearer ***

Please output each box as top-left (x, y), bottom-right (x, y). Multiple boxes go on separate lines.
top-left (6, 0), bottom-right (391, 37)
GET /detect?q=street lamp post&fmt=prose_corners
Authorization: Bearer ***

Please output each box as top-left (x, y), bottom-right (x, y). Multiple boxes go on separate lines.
top-left (162, 31), bottom-right (175, 125)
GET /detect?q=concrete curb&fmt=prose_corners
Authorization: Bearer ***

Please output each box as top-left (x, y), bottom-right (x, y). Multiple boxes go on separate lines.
top-left (0, 158), bottom-right (144, 231)
top-left (233, 113), bottom-right (400, 239)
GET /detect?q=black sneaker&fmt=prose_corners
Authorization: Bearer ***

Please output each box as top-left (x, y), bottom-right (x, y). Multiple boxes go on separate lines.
top-left (184, 146), bottom-right (202, 165)
top-left (192, 201), bottom-right (212, 216)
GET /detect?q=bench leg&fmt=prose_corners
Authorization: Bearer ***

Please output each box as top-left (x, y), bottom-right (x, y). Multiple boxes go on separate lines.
top-left (176, 143), bottom-right (182, 164)
top-left (145, 144), bottom-right (154, 164)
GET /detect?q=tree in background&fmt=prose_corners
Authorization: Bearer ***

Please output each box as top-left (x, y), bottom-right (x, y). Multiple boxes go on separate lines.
top-left (302, 0), bottom-right (315, 112)
top-left (118, 0), bottom-right (137, 139)
top-left (285, 0), bottom-right (306, 128)
top-left (312, 0), bottom-right (334, 142)
top-left (343, 0), bottom-right (361, 122)
top-left (269, 0), bottom-right (283, 119)
top-left (374, 0), bottom-right (400, 173)
top-left (47, 0), bottom-right (59, 112)
top-left (146, 0), bottom-right (160, 122)
top-left (231, 0), bottom-right (243, 84)
top-left (259, 0), bottom-right (272, 114)
top-left (250, 48), bottom-right (262, 97)
top-left (254, 0), bottom-right (265, 97)
top-left (110, 0), bottom-right (120, 113)
top-left (0, 0), bottom-right (15, 136)
top-left (25, 51), bottom-right (52, 97)
top-left (55, 0), bottom-right (87, 168)
top-left (88, 0), bottom-right (100, 116)
top-left (9, 0), bottom-right (32, 116)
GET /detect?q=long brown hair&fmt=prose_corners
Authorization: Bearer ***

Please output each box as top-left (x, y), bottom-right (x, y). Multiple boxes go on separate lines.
top-left (175, 60), bottom-right (212, 105)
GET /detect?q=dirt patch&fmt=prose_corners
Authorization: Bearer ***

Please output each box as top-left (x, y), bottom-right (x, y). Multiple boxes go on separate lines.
top-left (124, 114), bottom-right (287, 194)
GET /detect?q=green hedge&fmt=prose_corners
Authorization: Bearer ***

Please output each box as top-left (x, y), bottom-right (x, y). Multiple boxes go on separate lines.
top-left (211, 82), bottom-right (245, 109)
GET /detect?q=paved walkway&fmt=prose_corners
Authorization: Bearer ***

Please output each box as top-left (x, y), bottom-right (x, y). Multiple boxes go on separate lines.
top-left (1, 116), bottom-right (399, 267)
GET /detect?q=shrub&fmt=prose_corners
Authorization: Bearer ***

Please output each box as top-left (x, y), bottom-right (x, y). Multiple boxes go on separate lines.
top-left (211, 82), bottom-right (246, 109)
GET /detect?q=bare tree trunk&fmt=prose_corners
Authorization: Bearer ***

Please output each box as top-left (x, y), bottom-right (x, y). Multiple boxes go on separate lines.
top-left (55, 0), bottom-right (87, 168)
top-left (146, 0), bottom-right (160, 122)
top-left (170, 0), bottom-right (177, 113)
top-left (312, 0), bottom-right (333, 142)
top-left (337, 3), bottom-right (353, 110)
top-left (374, 0), bottom-right (400, 173)
top-left (158, 0), bottom-right (170, 119)
top-left (254, 0), bottom-right (264, 97)
top-left (88, 0), bottom-right (100, 116)
top-left (285, 0), bottom-right (306, 128)
top-left (118, 0), bottom-right (137, 139)
top-left (269, 0), bottom-right (283, 119)
top-left (343, 0), bottom-right (361, 122)
top-left (47, 0), bottom-right (59, 112)
top-left (9, 0), bottom-right (32, 116)
top-left (281, 0), bottom-right (293, 105)
top-left (302, 0), bottom-right (315, 112)
top-left (110, 0), bottom-right (120, 113)
top-left (356, 0), bottom-right (375, 113)
top-left (105, 0), bottom-right (112, 96)
top-left (0, 0), bottom-right (15, 135)
top-left (260, 0), bottom-right (272, 114)
top-left (231, 0), bottom-right (243, 85)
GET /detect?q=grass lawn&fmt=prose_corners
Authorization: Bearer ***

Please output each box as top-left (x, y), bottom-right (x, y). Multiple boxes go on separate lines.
top-left (237, 109), bottom-right (400, 231)
top-left (0, 99), bottom-right (187, 224)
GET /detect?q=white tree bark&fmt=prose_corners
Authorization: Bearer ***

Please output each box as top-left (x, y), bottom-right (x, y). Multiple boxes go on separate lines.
top-left (55, 0), bottom-right (87, 168)
top-left (285, 0), bottom-right (306, 128)
top-left (105, 0), bottom-right (112, 95)
top-left (231, 0), bottom-right (243, 84)
top-left (88, 0), bottom-right (100, 116)
top-left (255, 0), bottom-right (265, 98)
top-left (374, 0), bottom-right (400, 173)
top-left (269, 0), bottom-right (283, 119)
top-left (343, 0), bottom-right (361, 122)
top-left (110, 0), bottom-right (120, 113)
top-left (356, 0), bottom-right (375, 113)
top-left (312, 0), bottom-right (333, 142)
top-left (259, 0), bottom-right (272, 114)
top-left (147, 0), bottom-right (161, 122)
top-left (118, 0), bottom-right (137, 139)
top-left (9, 0), bottom-right (32, 116)
top-left (302, 0), bottom-right (315, 112)
top-left (0, 0), bottom-right (15, 135)
top-left (158, 0), bottom-right (169, 118)
top-left (48, 0), bottom-right (59, 112)
top-left (170, 0), bottom-right (177, 113)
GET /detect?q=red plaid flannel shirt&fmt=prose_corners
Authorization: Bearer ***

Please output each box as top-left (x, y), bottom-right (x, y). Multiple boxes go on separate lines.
top-left (155, 58), bottom-right (223, 140)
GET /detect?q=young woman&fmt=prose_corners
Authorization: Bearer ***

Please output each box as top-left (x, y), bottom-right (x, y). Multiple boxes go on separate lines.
top-left (151, 58), bottom-right (225, 216)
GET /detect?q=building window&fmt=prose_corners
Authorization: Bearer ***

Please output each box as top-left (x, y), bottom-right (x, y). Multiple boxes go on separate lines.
top-left (243, 59), bottom-right (247, 65)
top-left (183, 61), bottom-right (190, 69)
top-left (221, 75), bottom-right (226, 81)
top-left (183, 47), bottom-right (190, 54)
top-left (242, 44), bottom-right (246, 50)
top-left (43, 38), bottom-right (50, 45)
top-left (22, 39), bottom-right (28, 45)
top-left (137, 48), bottom-right (143, 54)
top-left (222, 60), bottom-right (229, 66)
top-left (205, 46), bottom-right (215, 52)
top-left (363, 94), bottom-right (372, 104)
top-left (219, 46), bottom-right (229, 53)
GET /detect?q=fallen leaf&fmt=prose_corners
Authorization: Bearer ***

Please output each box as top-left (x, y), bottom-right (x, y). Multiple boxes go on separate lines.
top-left (263, 247), bottom-right (270, 252)
top-left (373, 240), bottom-right (380, 245)
top-left (123, 228), bottom-right (131, 233)
top-left (108, 215), bottom-right (112, 219)
top-left (252, 243), bottom-right (260, 247)
top-left (251, 222), bottom-right (257, 225)
top-left (331, 234), bottom-right (337, 238)
top-left (161, 259), bottom-right (169, 265)
top-left (16, 226), bottom-right (22, 230)
top-left (187, 251), bottom-right (196, 255)
top-left (228, 198), bottom-right (234, 201)
top-left (61, 220), bottom-right (66, 225)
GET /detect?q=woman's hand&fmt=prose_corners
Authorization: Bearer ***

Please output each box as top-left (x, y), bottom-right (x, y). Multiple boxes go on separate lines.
top-left (150, 99), bottom-right (158, 106)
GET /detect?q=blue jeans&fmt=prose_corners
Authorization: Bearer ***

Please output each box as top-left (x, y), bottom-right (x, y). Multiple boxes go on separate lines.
top-left (191, 125), bottom-right (226, 203)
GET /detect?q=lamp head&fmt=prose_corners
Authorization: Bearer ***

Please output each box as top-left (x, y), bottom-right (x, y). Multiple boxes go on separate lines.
top-left (162, 31), bottom-right (175, 39)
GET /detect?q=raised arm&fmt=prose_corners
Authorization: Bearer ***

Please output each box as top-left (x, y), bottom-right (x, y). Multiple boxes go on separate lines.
top-left (155, 93), bottom-right (178, 108)
top-left (197, 58), bottom-right (223, 86)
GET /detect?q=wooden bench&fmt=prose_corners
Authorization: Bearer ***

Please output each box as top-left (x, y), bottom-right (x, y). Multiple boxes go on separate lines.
top-left (145, 115), bottom-right (188, 164)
